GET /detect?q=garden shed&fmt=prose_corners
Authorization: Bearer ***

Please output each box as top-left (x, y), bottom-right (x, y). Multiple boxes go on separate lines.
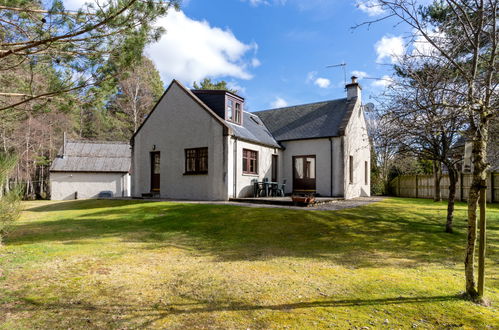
top-left (50, 140), bottom-right (131, 200)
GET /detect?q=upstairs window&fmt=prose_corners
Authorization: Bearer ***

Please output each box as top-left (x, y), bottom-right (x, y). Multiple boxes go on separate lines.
top-left (227, 99), bottom-right (234, 121)
top-left (185, 147), bottom-right (208, 174)
top-left (226, 96), bottom-right (242, 125)
top-left (243, 149), bottom-right (258, 174)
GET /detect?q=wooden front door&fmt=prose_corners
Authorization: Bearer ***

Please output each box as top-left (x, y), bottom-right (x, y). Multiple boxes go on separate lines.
top-left (150, 152), bottom-right (160, 192)
top-left (271, 154), bottom-right (278, 182)
top-left (293, 155), bottom-right (316, 193)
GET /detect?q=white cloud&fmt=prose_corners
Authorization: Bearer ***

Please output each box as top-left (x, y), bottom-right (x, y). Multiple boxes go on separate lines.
top-left (251, 58), bottom-right (261, 67)
top-left (375, 35), bottom-right (405, 63)
top-left (351, 70), bottom-right (368, 79)
top-left (412, 30), bottom-right (442, 57)
top-left (371, 75), bottom-right (394, 88)
top-left (306, 71), bottom-right (317, 83)
top-left (314, 77), bottom-right (331, 88)
top-left (227, 81), bottom-right (246, 96)
top-left (63, 0), bottom-right (90, 10)
top-left (243, 0), bottom-right (287, 6)
top-left (146, 10), bottom-right (257, 84)
top-left (271, 97), bottom-right (288, 108)
top-left (356, 0), bottom-right (384, 16)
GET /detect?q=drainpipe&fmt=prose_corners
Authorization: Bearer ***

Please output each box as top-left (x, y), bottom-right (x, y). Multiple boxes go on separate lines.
top-left (341, 136), bottom-right (346, 198)
top-left (233, 138), bottom-right (238, 198)
top-left (329, 137), bottom-right (334, 197)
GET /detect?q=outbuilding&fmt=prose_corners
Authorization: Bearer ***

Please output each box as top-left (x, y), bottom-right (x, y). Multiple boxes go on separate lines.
top-left (50, 140), bottom-right (131, 200)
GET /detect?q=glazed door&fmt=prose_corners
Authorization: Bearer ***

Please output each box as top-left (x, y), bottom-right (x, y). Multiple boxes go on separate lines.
top-left (271, 154), bottom-right (278, 182)
top-left (293, 155), bottom-right (316, 193)
top-left (150, 152), bottom-right (160, 192)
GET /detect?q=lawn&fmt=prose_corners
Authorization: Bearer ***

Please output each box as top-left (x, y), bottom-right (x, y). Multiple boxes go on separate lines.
top-left (0, 198), bottom-right (498, 329)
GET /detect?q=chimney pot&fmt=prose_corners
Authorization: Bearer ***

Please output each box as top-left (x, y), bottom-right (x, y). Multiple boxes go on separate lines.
top-left (351, 76), bottom-right (358, 84)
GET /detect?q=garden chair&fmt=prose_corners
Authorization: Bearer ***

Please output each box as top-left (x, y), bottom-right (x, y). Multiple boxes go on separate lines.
top-left (274, 179), bottom-right (286, 197)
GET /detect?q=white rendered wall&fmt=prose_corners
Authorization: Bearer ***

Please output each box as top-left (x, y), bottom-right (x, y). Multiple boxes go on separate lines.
top-left (343, 100), bottom-right (371, 199)
top-left (280, 138), bottom-right (343, 197)
top-left (50, 172), bottom-right (129, 200)
top-left (227, 138), bottom-right (282, 198)
top-left (132, 83), bottom-right (228, 200)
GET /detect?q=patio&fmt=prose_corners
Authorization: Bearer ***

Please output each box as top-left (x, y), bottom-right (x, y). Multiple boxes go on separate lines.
top-left (229, 196), bottom-right (344, 207)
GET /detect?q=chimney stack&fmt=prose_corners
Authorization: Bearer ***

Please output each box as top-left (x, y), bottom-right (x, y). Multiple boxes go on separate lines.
top-left (346, 75), bottom-right (362, 101)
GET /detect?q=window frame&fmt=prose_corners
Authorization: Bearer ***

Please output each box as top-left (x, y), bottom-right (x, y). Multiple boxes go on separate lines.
top-left (349, 155), bottom-right (354, 184)
top-left (242, 149), bottom-right (258, 175)
top-left (184, 147), bottom-right (208, 175)
top-left (226, 95), bottom-right (243, 125)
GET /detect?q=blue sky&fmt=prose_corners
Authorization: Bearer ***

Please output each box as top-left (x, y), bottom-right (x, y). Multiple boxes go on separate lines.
top-left (64, 0), bottom-right (410, 111)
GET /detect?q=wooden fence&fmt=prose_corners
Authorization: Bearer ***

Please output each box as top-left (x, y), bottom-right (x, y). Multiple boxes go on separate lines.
top-left (390, 172), bottom-right (499, 203)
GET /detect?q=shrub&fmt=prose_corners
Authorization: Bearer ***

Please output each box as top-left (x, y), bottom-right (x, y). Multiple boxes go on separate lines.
top-left (0, 153), bottom-right (21, 244)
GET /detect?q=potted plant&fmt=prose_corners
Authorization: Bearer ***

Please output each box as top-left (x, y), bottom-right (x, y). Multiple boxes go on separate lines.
top-left (291, 193), bottom-right (316, 205)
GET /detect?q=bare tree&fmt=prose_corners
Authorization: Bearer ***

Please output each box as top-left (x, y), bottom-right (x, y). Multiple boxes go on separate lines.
top-left (108, 56), bottom-right (164, 138)
top-left (357, 0), bottom-right (498, 300)
top-left (377, 62), bottom-right (466, 233)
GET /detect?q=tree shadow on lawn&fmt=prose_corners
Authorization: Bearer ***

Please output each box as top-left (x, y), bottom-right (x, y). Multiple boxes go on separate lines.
top-left (10, 200), bottom-right (493, 268)
top-left (4, 294), bottom-right (465, 329)
top-left (24, 199), bottom-right (148, 212)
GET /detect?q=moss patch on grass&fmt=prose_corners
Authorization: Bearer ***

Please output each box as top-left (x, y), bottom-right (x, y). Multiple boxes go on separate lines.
top-left (0, 198), bottom-right (498, 329)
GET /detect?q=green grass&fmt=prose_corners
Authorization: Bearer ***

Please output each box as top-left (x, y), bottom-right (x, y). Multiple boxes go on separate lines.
top-left (0, 198), bottom-right (497, 329)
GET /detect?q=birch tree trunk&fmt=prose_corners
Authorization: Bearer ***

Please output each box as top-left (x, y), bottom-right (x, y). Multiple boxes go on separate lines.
top-left (446, 165), bottom-right (458, 233)
top-left (465, 118), bottom-right (489, 299)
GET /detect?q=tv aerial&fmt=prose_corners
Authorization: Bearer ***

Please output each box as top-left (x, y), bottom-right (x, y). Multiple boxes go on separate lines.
top-left (326, 62), bottom-right (347, 85)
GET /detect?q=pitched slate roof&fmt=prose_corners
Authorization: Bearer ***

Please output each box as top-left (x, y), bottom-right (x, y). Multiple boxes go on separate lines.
top-left (227, 112), bottom-right (281, 148)
top-left (50, 141), bottom-right (131, 173)
top-left (254, 98), bottom-right (354, 142)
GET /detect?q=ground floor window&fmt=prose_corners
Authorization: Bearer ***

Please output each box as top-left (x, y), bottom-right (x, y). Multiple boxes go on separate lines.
top-left (185, 147), bottom-right (208, 174)
top-left (243, 149), bottom-right (258, 174)
top-left (349, 155), bottom-right (354, 184)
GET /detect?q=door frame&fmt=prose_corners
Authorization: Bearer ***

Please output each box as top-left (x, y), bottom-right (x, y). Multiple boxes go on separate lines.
top-left (292, 155), bottom-right (316, 193)
top-left (150, 151), bottom-right (160, 192)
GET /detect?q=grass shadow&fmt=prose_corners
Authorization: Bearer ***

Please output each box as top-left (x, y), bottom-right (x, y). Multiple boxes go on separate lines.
top-left (9, 198), bottom-right (498, 269)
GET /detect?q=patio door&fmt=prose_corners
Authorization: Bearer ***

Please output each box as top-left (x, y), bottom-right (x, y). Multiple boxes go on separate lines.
top-left (150, 152), bottom-right (160, 192)
top-left (293, 155), bottom-right (316, 193)
top-left (271, 154), bottom-right (278, 182)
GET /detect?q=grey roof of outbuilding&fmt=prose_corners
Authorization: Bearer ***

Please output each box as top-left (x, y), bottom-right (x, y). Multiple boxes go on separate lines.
top-left (227, 112), bottom-right (281, 148)
top-left (254, 98), bottom-right (352, 141)
top-left (50, 141), bottom-right (131, 173)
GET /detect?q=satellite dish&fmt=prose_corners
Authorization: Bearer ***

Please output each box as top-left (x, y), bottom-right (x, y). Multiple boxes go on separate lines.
top-left (363, 102), bottom-right (375, 112)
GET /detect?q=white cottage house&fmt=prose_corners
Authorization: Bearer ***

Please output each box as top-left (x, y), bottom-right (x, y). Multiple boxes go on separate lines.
top-left (50, 140), bottom-right (131, 200)
top-left (131, 77), bottom-right (370, 200)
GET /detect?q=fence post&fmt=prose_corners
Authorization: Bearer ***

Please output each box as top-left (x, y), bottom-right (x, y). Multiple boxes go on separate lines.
top-left (415, 175), bottom-right (418, 198)
top-left (460, 172), bottom-right (464, 201)
top-left (491, 172), bottom-right (495, 203)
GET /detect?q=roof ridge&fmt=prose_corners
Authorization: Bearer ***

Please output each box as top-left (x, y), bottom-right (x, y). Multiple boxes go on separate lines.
top-left (66, 140), bottom-right (129, 145)
top-left (254, 97), bottom-right (348, 113)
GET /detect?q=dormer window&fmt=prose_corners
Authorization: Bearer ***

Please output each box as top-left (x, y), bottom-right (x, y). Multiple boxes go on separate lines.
top-left (227, 99), bottom-right (233, 120)
top-left (226, 96), bottom-right (242, 125)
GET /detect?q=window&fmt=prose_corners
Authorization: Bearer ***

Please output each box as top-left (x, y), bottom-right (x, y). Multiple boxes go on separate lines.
top-left (235, 102), bottom-right (241, 123)
top-left (226, 96), bottom-right (243, 125)
top-left (243, 149), bottom-right (258, 174)
top-left (185, 147), bottom-right (208, 174)
top-left (227, 99), bottom-right (234, 121)
top-left (365, 161), bottom-right (368, 185)
top-left (349, 155), bottom-right (354, 184)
